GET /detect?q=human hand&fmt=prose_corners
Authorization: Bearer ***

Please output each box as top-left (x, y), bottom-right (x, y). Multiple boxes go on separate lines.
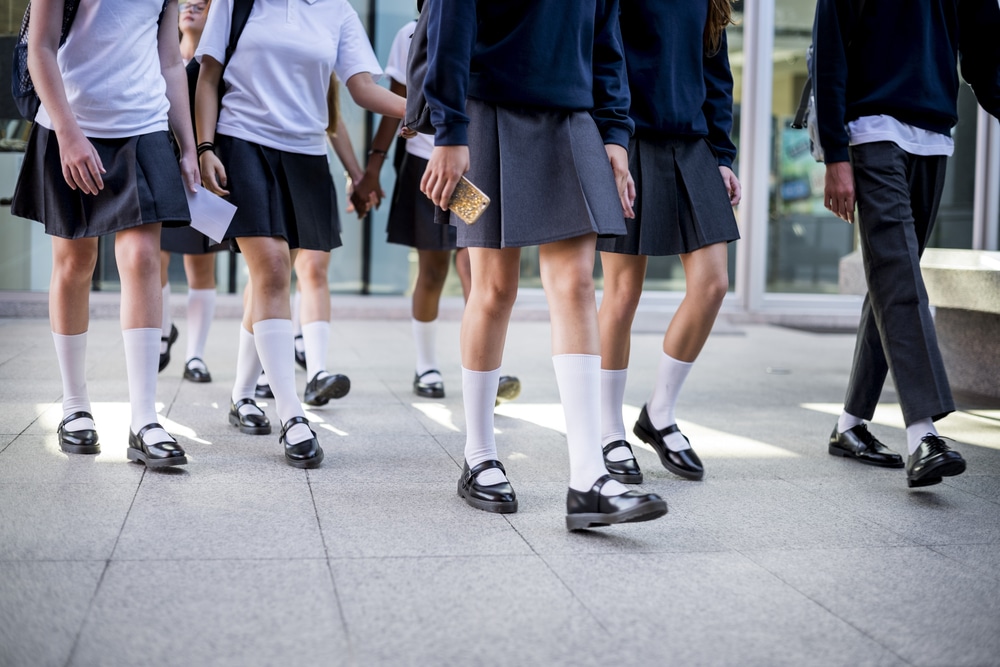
top-left (179, 152), bottom-right (201, 194)
top-left (605, 143), bottom-right (634, 219)
top-left (351, 170), bottom-right (384, 217)
top-left (199, 151), bottom-right (229, 196)
top-left (719, 166), bottom-right (742, 206)
top-left (400, 127), bottom-right (418, 139)
top-left (420, 145), bottom-right (470, 210)
top-left (824, 161), bottom-right (856, 223)
top-left (58, 129), bottom-right (105, 195)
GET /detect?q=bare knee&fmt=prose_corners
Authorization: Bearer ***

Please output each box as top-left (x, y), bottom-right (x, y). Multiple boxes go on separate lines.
top-left (294, 252), bottom-right (329, 290)
top-left (417, 252), bottom-right (450, 291)
top-left (52, 243), bottom-right (98, 286)
top-left (693, 271), bottom-right (729, 309)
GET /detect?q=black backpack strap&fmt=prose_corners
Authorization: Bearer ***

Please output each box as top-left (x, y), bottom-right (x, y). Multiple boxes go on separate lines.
top-left (226, 0), bottom-right (254, 66)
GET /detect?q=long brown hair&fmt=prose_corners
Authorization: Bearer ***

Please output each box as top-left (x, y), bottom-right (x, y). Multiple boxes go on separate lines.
top-left (704, 0), bottom-right (735, 56)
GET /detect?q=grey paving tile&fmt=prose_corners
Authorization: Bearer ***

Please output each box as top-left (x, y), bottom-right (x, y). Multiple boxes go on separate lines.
top-left (545, 551), bottom-right (907, 667)
top-left (747, 547), bottom-right (1000, 667)
top-left (929, 544), bottom-right (1000, 584)
top-left (311, 480), bottom-right (533, 558)
top-left (941, 473), bottom-right (1000, 506)
top-left (0, 401), bottom-right (53, 436)
top-left (0, 483), bottom-right (136, 560)
top-left (71, 559), bottom-right (346, 667)
top-left (0, 560), bottom-right (105, 667)
top-left (0, 434), bottom-right (145, 484)
top-left (332, 555), bottom-right (617, 667)
top-left (305, 433), bottom-right (458, 486)
top-left (113, 482), bottom-right (325, 560)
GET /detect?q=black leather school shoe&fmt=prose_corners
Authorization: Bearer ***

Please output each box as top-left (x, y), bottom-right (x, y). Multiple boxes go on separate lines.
top-left (602, 440), bottom-right (643, 484)
top-left (158, 324), bottom-right (178, 372)
top-left (127, 423), bottom-right (187, 468)
top-left (457, 460), bottom-right (518, 513)
top-left (303, 372), bottom-right (351, 406)
top-left (828, 424), bottom-right (904, 468)
top-left (906, 434), bottom-right (966, 488)
top-left (57, 411), bottom-right (100, 455)
top-left (294, 334), bottom-right (307, 370)
top-left (565, 475), bottom-right (667, 531)
top-left (413, 369), bottom-right (445, 398)
top-left (255, 373), bottom-right (274, 399)
top-left (633, 405), bottom-right (704, 480)
top-left (280, 416), bottom-right (324, 469)
top-left (228, 398), bottom-right (272, 435)
top-left (183, 358), bottom-right (212, 383)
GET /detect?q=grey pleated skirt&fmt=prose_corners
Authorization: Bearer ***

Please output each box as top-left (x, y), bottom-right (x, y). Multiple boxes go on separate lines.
top-left (160, 225), bottom-right (228, 254)
top-left (387, 151), bottom-right (457, 251)
top-left (443, 99), bottom-right (627, 249)
top-left (216, 134), bottom-right (341, 252)
top-left (11, 125), bottom-right (190, 239)
top-left (596, 137), bottom-right (739, 256)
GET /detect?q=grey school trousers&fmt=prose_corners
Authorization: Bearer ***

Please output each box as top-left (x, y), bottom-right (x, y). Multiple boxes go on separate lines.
top-left (843, 141), bottom-right (954, 426)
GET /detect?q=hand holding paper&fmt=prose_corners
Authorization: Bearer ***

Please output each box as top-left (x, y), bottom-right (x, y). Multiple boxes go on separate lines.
top-left (184, 187), bottom-right (237, 244)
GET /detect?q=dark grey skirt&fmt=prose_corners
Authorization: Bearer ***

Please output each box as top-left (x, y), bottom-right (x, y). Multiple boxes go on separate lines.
top-left (596, 137), bottom-right (740, 256)
top-left (446, 99), bottom-right (627, 249)
top-left (11, 125), bottom-right (190, 239)
top-left (160, 225), bottom-right (228, 254)
top-left (216, 134), bottom-right (341, 252)
top-left (387, 152), bottom-right (456, 251)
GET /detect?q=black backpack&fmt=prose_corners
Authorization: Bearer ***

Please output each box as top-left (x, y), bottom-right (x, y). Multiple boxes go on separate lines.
top-left (10, 0), bottom-right (81, 120)
top-left (186, 0), bottom-right (254, 123)
top-left (403, 6), bottom-right (434, 135)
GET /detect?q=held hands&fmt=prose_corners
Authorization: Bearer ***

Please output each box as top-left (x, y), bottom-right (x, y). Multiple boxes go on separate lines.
top-left (351, 169), bottom-right (384, 218)
top-left (199, 151), bottom-right (229, 196)
top-left (59, 128), bottom-right (105, 195)
top-left (605, 143), bottom-right (635, 219)
top-left (824, 161), bottom-right (856, 223)
top-left (719, 166), bottom-right (742, 206)
top-left (420, 145), bottom-right (470, 210)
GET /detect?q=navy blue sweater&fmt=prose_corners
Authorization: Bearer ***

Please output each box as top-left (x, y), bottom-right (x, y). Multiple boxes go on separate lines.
top-left (423, 0), bottom-right (633, 149)
top-left (813, 0), bottom-right (1000, 164)
top-left (620, 0), bottom-right (737, 168)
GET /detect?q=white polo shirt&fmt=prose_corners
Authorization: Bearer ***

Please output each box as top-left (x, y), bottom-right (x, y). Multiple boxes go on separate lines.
top-left (198, 0), bottom-right (382, 155)
top-left (35, 0), bottom-right (170, 138)
top-left (385, 20), bottom-right (433, 160)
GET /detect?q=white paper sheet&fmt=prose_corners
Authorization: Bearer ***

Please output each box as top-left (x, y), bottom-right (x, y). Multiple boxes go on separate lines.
top-left (184, 187), bottom-right (236, 244)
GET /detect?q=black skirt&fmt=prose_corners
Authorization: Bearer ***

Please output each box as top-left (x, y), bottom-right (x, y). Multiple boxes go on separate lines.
top-left (216, 134), bottom-right (341, 252)
top-left (11, 125), bottom-right (190, 239)
top-left (444, 99), bottom-right (627, 249)
top-left (387, 151), bottom-right (457, 251)
top-left (596, 137), bottom-right (740, 256)
top-left (160, 225), bottom-right (228, 254)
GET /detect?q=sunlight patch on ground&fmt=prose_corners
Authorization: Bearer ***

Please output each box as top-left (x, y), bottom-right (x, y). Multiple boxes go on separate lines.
top-left (412, 402), bottom-right (462, 432)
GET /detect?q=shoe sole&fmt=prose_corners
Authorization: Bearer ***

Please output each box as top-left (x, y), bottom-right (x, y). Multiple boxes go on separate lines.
top-left (456, 483), bottom-right (518, 514)
top-left (907, 459), bottom-right (966, 488)
top-left (607, 471), bottom-right (643, 484)
top-left (255, 388), bottom-right (274, 399)
top-left (304, 377), bottom-right (351, 406)
top-left (828, 444), bottom-right (904, 468)
top-left (565, 499), bottom-right (668, 531)
top-left (127, 448), bottom-right (187, 468)
top-left (414, 387), bottom-right (445, 399)
top-left (228, 412), bottom-right (272, 436)
top-left (183, 373), bottom-right (212, 383)
top-left (285, 449), bottom-right (324, 469)
top-left (632, 422), bottom-right (704, 481)
top-left (60, 443), bottom-right (101, 455)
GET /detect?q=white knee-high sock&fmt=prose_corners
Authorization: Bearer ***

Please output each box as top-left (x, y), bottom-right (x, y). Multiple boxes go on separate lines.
top-left (160, 283), bottom-right (173, 352)
top-left (52, 331), bottom-right (94, 431)
top-left (122, 328), bottom-right (169, 442)
top-left (601, 369), bottom-right (631, 462)
top-left (837, 410), bottom-right (864, 434)
top-left (412, 318), bottom-right (441, 381)
top-left (553, 354), bottom-right (627, 495)
top-left (463, 367), bottom-right (506, 486)
top-left (185, 288), bottom-right (215, 365)
top-left (647, 351), bottom-right (693, 452)
top-left (906, 418), bottom-right (937, 455)
top-left (253, 319), bottom-right (311, 444)
top-left (301, 320), bottom-right (329, 381)
top-left (291, 291), bottom-right (302, 336)
top-left (232, 326), bottom-right (263, 411)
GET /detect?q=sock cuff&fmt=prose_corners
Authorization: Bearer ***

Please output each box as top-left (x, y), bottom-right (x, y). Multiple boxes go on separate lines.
top-left (252, 319), bottom-right (293, 335)
top-left (601, 368), bottom-right (628, 378)
top-left (301, 320), bottom-right (330, 333)
top-left (188, 288), bottom-right (216, 297)
top-left (661, 351), bottom-right (694, 367)
top-left (461, 366), bottom-right (501, 377)
top-left (52, 331), bottom-right (87, 342)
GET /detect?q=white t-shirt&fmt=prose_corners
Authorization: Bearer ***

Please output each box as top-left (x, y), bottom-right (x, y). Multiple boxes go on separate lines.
top-left (35, 0), bottom-right (170, 138)
top-left (848, 115), bottom-right (954, 157)
top-left (386, 20), bottom-right (433, 160)
top-left (197, 0), bottom-right (382, 155)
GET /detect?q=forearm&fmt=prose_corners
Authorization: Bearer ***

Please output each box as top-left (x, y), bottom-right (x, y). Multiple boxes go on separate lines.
top-left (345, 73), bottom-right (406, 119)
top-left (328, 118), bottom-right (364, 182)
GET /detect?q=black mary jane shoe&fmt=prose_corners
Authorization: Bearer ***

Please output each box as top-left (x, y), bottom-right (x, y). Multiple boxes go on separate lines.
top-left (127, 422), bottom-right (187, 468)
top-left (633, 405), bottom-right (704, 481)
top-left (57, 411), bottom-right (100, 455)
top-left (457, 460), bottom-right (518, 513)
top-left (228, 398), bottom-right (272, 435)
top-left (602, 440), bottom-right (643, 484)
top-left (255, 373), bottom-right (274, 399)
top-left (280, 416), bottom-right (324, 469)
top-left (294, 334), bottom-right (307, 371)
top-left (906, 434), bottom-right (966, 488)
top-left (182, 357), bottom-right (212, 383)
top-left (413, 369), bottom-right (445, 398)
top-left (304, 372), bottom-right (351, 406)
top-left (566, 474), bottom-right (668, 531)
top-left (828, 424), bottom-right (903, 468)
top-left (158, 323), bottom-right (178, 373)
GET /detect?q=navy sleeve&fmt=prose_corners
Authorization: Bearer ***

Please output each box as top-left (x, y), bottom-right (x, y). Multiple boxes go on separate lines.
top-left (423, 0), bottom-right (477, 146)
top-left (812, 0), bottom-right (856, 164)
top-left (702, 31), bottom-right (737, 169)
top-left (958, 0), bottom-right (1000, 119)
top-left (590, 0), bottom-right (633, 149)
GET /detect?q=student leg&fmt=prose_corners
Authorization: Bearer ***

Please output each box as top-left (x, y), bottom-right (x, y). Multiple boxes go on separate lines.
top-left (295, 249), bottom-right (349, 406)
top-left (181, 253), bottom-right (216, 381)
top-left (412, 248), bottom-right (451, 397)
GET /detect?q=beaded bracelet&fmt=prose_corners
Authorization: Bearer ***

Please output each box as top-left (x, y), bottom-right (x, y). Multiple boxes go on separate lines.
top-left (196, 142), bottom-right (215, 157)
top-left (368, 148), bottom-right (387, 157)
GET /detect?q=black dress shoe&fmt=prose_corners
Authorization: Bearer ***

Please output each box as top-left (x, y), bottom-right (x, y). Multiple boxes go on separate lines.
top-left (566, 475), bottom-right (667, 531)
top-left (228, 398), bottom-right (272, 435)
top-left (495, 375), bottom-right (521, 406)
top-left (158, 324), bottom-right (178, 372)
top-left (183, 358), bottom-right (212, 383)
top-left (57, 411), bottom-right (100, 455)
top-left (828, 424), bottom-right (903, 468)
top-left (633, 405), bottom-right (704, 480)
top-left (413, 369), bottom-right (445, 398)
top-left (602, 440), bottom-right (643, 484)
top-left (294, 334), bottom-right (307, 371)
top-left (304, 372), bottom-right (351, 406)
top-left (127, 423), bottom-right (187, 468)
top-left (457, 460), bottom-right (518, 513)
top-left (280, 416), bottom-right (323, 469)
top-left (906, 434), bottom-right (966, 488)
